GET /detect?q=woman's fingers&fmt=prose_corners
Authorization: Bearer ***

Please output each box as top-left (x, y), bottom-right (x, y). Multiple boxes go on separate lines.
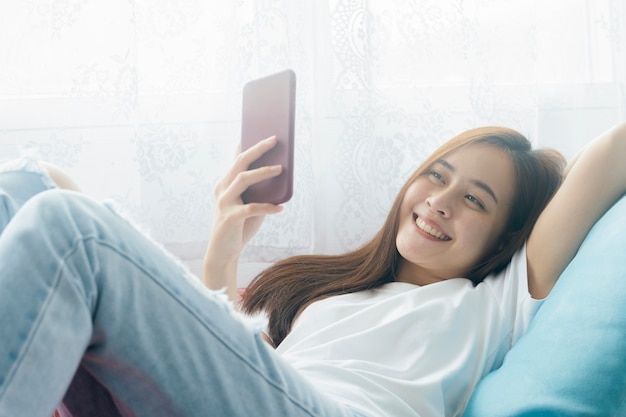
top-left (216, 164), bottom-right (283, 206)
top-left (214, 167), bottom-right (283, 227)
top-left (230, 164), bottom-right (282, 200)
top-left (238, 135), bottom-right (277, 168)
top-left (216, 148), bottom-right (284, 208)
top-left (217, 136), bottom-right (278, 194)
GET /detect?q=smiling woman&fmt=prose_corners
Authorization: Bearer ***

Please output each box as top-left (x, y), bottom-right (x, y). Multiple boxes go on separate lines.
top-left (395, 143), bottom-right (516, 286)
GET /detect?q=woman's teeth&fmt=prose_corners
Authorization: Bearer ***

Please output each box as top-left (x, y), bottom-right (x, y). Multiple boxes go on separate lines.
top-left (415, 217), bottom-right (449, 240)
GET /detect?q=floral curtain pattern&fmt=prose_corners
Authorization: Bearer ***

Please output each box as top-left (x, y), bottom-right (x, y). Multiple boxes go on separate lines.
top-left (1, 0), bottom-right (624, 284)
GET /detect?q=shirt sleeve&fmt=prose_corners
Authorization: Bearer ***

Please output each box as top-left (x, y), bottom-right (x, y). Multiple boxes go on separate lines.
top-left (483, 244), bottom-right (544, 347)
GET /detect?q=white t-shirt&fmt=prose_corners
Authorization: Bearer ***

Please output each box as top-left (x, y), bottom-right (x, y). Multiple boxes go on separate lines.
top-left (276, 246), bottom-right (541, 417)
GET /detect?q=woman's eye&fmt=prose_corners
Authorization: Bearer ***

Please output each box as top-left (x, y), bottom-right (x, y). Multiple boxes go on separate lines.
top-left (466, 194), bottom-right (485, 209)
top-left (429, 170), bottom-right (444, 183)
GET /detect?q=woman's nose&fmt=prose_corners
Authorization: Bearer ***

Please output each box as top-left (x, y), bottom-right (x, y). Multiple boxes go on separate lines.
top-left (426, 191), bottom-right (452, 217)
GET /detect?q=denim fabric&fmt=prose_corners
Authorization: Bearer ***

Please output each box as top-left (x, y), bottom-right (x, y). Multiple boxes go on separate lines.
top-left (0, 164), bottom-right (365, 417)
top-left (0, 159), bottom-right (56, 234)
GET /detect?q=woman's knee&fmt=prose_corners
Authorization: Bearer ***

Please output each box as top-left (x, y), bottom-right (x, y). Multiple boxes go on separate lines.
top-left (21, 189), bottom-right (92, 234)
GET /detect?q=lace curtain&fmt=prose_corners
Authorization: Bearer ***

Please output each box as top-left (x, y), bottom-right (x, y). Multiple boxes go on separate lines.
top-left (1, 0), bottom-right (624, 284)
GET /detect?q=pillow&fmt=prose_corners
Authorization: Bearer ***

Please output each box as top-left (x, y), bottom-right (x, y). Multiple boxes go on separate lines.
top-left (464, 196), bottom-right (626, 416)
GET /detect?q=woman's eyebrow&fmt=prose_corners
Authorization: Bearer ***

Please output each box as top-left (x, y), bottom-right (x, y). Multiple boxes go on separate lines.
top-left (435, 159), bottom-right (499, 204)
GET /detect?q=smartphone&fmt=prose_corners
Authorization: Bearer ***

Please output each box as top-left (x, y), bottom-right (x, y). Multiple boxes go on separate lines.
top-left (240, 69), bottom-right (296, 204)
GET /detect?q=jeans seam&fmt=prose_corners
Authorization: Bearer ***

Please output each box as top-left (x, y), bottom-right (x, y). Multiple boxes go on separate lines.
top-left (0, 259), bottom-right (65, 403)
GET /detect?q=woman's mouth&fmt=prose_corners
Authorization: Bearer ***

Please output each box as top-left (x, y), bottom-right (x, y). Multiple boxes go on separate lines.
top-left (414, 215), bottom-right (451, 241)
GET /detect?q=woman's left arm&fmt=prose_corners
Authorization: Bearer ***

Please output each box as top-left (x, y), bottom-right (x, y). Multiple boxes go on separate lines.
top-left (526, 122), bottom-right (626, 299)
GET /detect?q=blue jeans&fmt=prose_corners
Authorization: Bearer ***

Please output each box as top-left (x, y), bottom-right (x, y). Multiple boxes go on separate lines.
top-left (0, 161), bottom-right (362, 417)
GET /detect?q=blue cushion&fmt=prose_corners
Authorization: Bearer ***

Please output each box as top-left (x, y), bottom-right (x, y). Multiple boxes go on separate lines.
top-left (464, 196), bottom-right (626, 416)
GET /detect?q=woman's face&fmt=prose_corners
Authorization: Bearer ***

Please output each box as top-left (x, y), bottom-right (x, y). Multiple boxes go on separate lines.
top-left (395, 143), bottom-right (515, 285)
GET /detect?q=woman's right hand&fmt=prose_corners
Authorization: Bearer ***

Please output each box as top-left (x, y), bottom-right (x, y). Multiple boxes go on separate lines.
top-left (203, 136), bottom-right (285, 299)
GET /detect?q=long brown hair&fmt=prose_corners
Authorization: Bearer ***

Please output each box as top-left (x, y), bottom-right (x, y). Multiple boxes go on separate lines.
top-left (242, 126), bottom-right (566, 346)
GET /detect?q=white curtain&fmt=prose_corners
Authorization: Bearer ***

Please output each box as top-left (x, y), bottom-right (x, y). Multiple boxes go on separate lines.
top-left (1, 0), bottom-right (624, 285)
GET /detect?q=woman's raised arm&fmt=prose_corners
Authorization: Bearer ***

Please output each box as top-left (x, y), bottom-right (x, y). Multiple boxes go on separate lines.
top-left (526, 122), bottom-right (626, 299)
top-left (203, 136), bottom-right (284, 303)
